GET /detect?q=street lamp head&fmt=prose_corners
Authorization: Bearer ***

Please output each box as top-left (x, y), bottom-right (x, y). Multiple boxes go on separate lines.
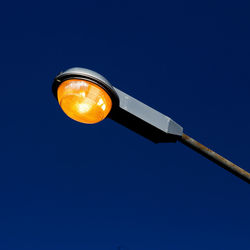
top-left (52, 67), bottom-right (119, 124)
top-left (52, 67), bottom-right (183, 143)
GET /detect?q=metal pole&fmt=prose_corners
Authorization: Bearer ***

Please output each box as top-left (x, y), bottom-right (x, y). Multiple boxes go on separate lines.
top-left (178, 133), bottom-right (250, 184)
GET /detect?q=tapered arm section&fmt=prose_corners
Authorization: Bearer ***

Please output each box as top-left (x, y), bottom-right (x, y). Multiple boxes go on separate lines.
top-left (108, 87), bottom-right (183, 143)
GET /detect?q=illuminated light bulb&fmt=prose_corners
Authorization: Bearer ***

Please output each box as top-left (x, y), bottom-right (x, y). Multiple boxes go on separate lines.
top-left (77, 103), bottom-right (91, 113)
top-left (101, 104), bottom-right (106, 111)
top-left (97, 98), bottom-right (104, 106)
top-left (57, 79), bottom-right (112, 124)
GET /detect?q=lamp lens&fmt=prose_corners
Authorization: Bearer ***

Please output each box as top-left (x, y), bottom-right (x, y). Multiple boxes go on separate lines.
top-left (57, 79), bottom-right (112, 124)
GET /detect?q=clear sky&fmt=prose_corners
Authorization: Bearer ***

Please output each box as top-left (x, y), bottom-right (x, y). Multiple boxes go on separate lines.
top-left (1, 1), bottom-right (250, 249)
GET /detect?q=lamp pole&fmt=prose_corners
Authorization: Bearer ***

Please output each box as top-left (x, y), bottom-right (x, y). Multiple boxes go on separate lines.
top-left (52, 67), bottom-right (250, 184)
top-left (179, 133), bottom-right (250, 183)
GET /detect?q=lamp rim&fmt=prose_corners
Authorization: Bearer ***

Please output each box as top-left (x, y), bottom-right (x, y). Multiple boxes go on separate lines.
top-left (52, 68), bottom-right (119, 106)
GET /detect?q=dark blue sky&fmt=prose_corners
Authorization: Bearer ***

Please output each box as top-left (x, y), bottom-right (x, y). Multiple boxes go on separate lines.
top-left (1, 1), bottom-right (250, 249)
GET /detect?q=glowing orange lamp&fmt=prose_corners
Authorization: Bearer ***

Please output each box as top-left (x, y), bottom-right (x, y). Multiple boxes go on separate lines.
top-left (52, 68), bottom-right (119, 124)
top-left (57, 79), bottom-right (112, 124)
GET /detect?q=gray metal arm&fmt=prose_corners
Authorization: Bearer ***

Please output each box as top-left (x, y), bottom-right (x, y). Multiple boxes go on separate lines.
top-left (108, 87), bottom-right (183, 143)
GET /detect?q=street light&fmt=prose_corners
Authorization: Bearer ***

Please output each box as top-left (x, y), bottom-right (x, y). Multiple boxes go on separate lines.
top-left (52, 67), bottom-right (250, 184)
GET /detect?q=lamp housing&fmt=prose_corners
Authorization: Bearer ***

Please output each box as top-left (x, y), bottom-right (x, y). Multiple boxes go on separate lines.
top-left (52, 67), bottom-right (183, 143)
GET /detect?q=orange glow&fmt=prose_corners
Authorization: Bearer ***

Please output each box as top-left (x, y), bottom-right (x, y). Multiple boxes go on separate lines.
top-left (57, 79), bottom-right (112, 124)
